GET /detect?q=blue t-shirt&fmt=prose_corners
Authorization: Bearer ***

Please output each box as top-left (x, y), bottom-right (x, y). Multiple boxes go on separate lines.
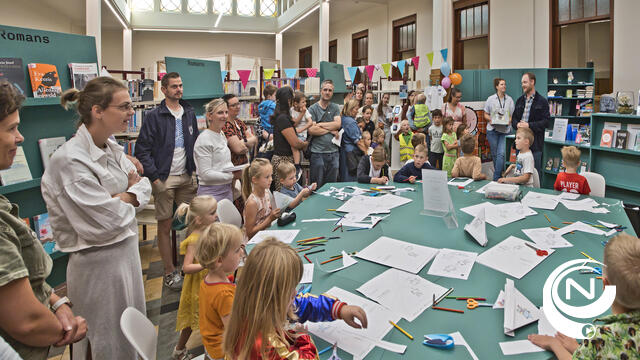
top-left (258, 99), bottom-right (276, 133)
top-left (308, 102), bottom-right (341, 153)
top-left (279, 183), bottom-right (303, 198)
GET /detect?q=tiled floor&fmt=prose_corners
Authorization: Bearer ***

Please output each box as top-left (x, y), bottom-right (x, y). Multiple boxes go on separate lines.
top-left (48, 225), bottom-right (203, 360)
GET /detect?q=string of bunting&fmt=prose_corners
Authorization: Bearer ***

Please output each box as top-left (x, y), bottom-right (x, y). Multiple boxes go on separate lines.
top-left (220, 67), bottom-right (320, 88)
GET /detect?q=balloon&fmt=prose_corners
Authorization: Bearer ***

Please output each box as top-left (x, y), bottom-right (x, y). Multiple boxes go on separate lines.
top-left (440, 62), bottom-right (451, 77)
top-left (441, 76), bottom-right (451, 89)
top-left (450, 72), bottom-right (462, 86)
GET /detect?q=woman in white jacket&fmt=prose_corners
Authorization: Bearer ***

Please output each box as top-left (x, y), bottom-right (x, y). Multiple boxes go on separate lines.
top-left (194, 98), bottom-right (241, 202)
top-left (41, 77), bottom-right (151, 360)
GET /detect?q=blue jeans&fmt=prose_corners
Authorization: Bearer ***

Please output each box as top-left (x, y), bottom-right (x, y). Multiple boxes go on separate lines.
top-left (310, 151), bottom-right (339, 188)
top-left (486, 130), bottom-right (507, 181)
top-left (533, 150), bottom-right (543, 179)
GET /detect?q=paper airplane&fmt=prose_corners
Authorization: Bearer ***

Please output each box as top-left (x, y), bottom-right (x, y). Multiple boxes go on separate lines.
top-left (503, 279), bottom-right (540, 336)
top-left (464, 207), bottom-right (488, 246)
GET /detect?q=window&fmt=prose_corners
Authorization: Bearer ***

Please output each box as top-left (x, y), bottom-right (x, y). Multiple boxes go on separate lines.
top-left (329, 39), bottom-right (337, 64)
top-left (132, 0), bottom-right (153, 12)
top-left (392, 15), bottom-right (416, 79)
top-left (557, 0), bottom-right (609, 22)
top-left (352, 30), bottom-right (368, 84)
top-left (160, 0), bottom-right (181, 12)
top-left (453, 1), bottom-right (489, 70)
top-left (213, 0), bottom-right (233, 14)
top-left (237, 0), bottom-right (256, 16)
top-left (260, 0), bottom-right (278, 16)
top-left (187, 0), bottom-right (207, 13)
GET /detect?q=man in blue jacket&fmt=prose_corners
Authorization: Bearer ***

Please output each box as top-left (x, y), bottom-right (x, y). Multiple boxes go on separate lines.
top-left (135, 72), bottom-right (199, 290)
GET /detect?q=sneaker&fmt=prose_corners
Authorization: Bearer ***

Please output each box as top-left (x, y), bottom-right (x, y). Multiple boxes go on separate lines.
top-left (172, 346), bottom-right (195, 360)
top-left (164, 270), bottom-right (183, 291)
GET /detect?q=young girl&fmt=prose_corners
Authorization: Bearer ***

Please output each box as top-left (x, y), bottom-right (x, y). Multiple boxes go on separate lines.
top-left (357, 146), bottom-right (389, 184)
top-left (360, 105), bottom-right (375, 139)
top-left (242, 158), bottom-right (281, 240)
top-left (290, 91), bottom-right (314, 177)
top-left (172, 196), bottom-right (218, 360)
top-left (441, 116), bottom-right (459, 177)
top-left (196, 223), bottom-right (245, 359)
top-left (223, 238), bottom-right (368, 360)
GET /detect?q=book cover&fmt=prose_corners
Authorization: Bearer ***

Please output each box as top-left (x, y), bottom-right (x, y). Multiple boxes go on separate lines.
top-left (579, 161), bottom-right (588, 174)
top-left (141, 79), bottom-right (154, 101)
top-left (552, 157), bottom-right (560, 172)
top-left (626, 124), bottom-right (640, 150)
top-left (615, 130), bottom-right (628, 149)
top-left (27, 63), bottom-right (61, 98)
top-left (509, 148), bottom-right (517, 163)
top-left (38, 136), bottom-right (66, 170)
top-left (565, 89), bottom-right (573, 98)
top-left (33, 213), bottom-right (53, 242)
top-left (69, 63), bottom-right (98, 90)
top-left (600, 129), bottom-right (614, 148)
top-left (0, 58), bottom-right (27, 95)
top-left (545, 158), bottom-right (553, 171)
top-left (0, 146), bottom-right (32, 185)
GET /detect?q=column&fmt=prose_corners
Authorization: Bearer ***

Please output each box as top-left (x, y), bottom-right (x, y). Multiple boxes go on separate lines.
top-left (275, 33), bottom-right (283, 69)
top-left (318, 0), bottom-right (329, 63)
top-left (86, 0), bottom-right (101, 67)
top-left (123, 29), bottom-right (132, 70)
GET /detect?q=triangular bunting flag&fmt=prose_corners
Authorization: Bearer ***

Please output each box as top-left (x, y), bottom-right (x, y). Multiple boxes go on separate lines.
top-left (347, 67), bottom-right (358, 83)
top-left (365, 65), bottom-right (375, 80)
top-left (220, 70), bottom-right (228, 82)
top-left (236, 70), bottom-right (252, 89)
top-left (406, 58), bottom-right (412, 66)
top-left (411, 56), bottom-right (420, 71)
top-left (305, 68), bottom-right (318, 78)
top-left (284, 68), bottom-right (298, 79)
top-left (397, 60), bottom-right (406, 77)
top-left (381, 63), bottom-right (392, 77)
top-left (374, 64), bottom-right (381, 72)
top-left (426, 52), bottom-right (434, 67)
top-left (358, 65), bottom-right (365, 73)
top-left (391, 61), bottom-right (399, 68)
top-left (440, 48), bottom-right (448, 62)
top-left (263, 68), bottom-right (275, 80)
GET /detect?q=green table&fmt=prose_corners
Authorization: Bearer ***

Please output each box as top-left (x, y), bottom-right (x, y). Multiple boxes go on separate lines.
top-left (270, 181), bottom-right (635, 359)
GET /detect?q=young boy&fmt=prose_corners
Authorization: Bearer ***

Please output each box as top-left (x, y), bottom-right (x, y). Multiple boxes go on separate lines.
top-left (554, 146), bottom-right (591, 195)
top-left (408, 93), bottom-right (431, 134)
top-left (411, 132), bottom-right (427, 148)
top-left (451, 134), bottom-right (487, 180)
top-left (394, 119), bottom-right (414, 165)
top-left (276, 161), bottom-right (317, 210)
top-left (257, 84), bottom-right (277, 158)
top-left (428, 109), bottom-right (444, 170)
top-left (393, 144), bottom-right (434, 183)
top-left (498, 127), bottom-right (535, 187)
top-left (528, 233), bottom-right (640, 360)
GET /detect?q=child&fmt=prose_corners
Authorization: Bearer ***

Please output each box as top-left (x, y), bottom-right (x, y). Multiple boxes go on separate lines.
top-left (242, 158), bottom-right (281, 239)
top-left (371, 128), bottom-right (385, 150)
top-left (258, 84), bottom-right (277, 158)
top-left (172, 196), bottom-right (218, 360)
top-left (290, 91), bottom-right (314, 177)
top-left (428, 109), bottom-right (444, 169)
top-left (528, 233), bottom-right (640, 360)
top-left (393, 144), bottom-right (434, 183)
top-left (357, 146), bottom-right (389, 185)
top-left (554, 146), bottom-right (591, 195)
top-left (360, 104), bottom-right (376, 139)
top-left (362, 131), bottom-right (373, 156)
top-left (394, 119), bottom-right (414, 165)
top-left (411, 132), bottom-right (427, 149)
top-left (408, 93), bottom-right (431, 134)
top-left (451, 134), bottom-right (487, 180)
top-left (498, 127), bottom-right (535, 187)
top-left (223, 238), bottom-right (368, 360)
top-left (455, 123), bottom-right (469, 156)
top-left (196, 223), bottom-right (246, 360)
top-left (276, 161), bottom-right (317, 210)
top-left (441, 116), bottom-right (458, 177)
top-left (356, 117), bottom-right (365, 132)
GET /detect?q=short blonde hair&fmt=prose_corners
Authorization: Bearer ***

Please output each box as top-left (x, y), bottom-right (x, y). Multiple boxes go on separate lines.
top-left (276, 160), bottom-right (295, 181)
top-left (516, 127), bottom-right (534, 148)
top-left (342, 98), bottom-right (360, 117)
top-left (561, 146), bottom-right (581, 168)
top-left (371, 146), bottom-right (386, 162)
top-left (415, 93), bottom-right (426, 104)
top-left (174, 195), bottom-right (218, 233)
top-left (460, 134), bottom-right (476, 154)
top-left (603, 233), bottom-right (640, 309)
top-left (414, 144), bottom-right (428, 156)
top-left (399, 119), bottom-right (409, 128)
top-left (373, 128), bottom-right (384, 140)
top-left (195, 223), bottom-right (243, 269)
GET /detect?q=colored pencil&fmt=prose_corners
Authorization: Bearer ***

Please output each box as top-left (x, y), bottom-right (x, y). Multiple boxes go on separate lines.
top-left (432, 306), bottom-right (464, 314)
top-left (318, 345), bottom-right (332, 355)
top-left (303, 240), bottom-right (328, 245)
top-left (326, 236), bottom-right (341, 240)
top-left (544, 214), bottom-right (551, 223)
top-left (346, 228), bottom-right (367, 231)
top-left (580, 251), bottom-right (596, 261)
top-left (453, 297), bottom-right (486, 301)
top-left (296, 247), bottom-right (313, 252)
top-left (320, 256), bottom-right (343, 265)
top-left (306, 249), bottom-right (325, 256)
top-left (303, 254), bottom-right (312, 264)
top-left (326, 209), bottom-right (337, 211)
top-left (389, 320), bottom-right (414, 340)
top-left (330, 251), bottom-right (356, 258)
top-left (297, 236), bottom-right (324, 243)
top-left (332, 225), bottom-right (341, 232)
top-left (434, 288), bottom-right (454, 305)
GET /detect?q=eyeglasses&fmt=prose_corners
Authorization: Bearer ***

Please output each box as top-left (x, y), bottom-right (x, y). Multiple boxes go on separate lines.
top-left (110, 103), bottom-right (134, 111)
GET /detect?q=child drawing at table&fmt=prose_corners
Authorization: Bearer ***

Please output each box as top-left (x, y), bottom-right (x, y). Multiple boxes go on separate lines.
top-left (242, 158), bottom-right (281, 239)
top-left (276, 161), bottom-right (316, 210)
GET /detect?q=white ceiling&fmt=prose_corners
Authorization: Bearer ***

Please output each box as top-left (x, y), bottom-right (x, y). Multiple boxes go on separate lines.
top-left (40, 0), bottom-right (125, 30)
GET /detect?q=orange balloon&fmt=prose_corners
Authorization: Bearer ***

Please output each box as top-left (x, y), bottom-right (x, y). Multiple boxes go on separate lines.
top-left (450, 73), bottom-right (462, 86)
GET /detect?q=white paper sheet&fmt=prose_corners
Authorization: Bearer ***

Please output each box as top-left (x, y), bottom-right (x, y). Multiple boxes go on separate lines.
top-left (475, 181), bottom-right (501, 194)
top-left (560, 198), bottom-right (610, 213)
top-left (504, 279), bottom-right (541, 336)
top-left (300, 264), bottom-right (314, 284)
top-left (449, 332), bottom-right (479, 360)
top-left (493, 290), bottom-right (505, 309)
top-left (464, 207), bottom-right (488, 246)
top-left (522, 227), bottom-right (573, 248)
top-left (300, 218), bottom-right (337, 222)
top-left (598, 220), bottom-right (620, 228)
top-left (335, 194), bottom-right (404, 214)
top-left (356, 236), bottom-right (438, 274)
top-left (557, 192), bottom-right (581, 200)
top-left (499, 340), bottom-right (545, 355)
top-left (331, 129), bottom-right (344, 147)
top-left (427, 248), bottom-right (478, 280)
top-left (376, 194), bottom-right (413, 209)
top-left (315, 251), bottom-right (358, 273)
top-left (462, 202), bottom-right (527, 227)
top-left (357, 268), bottom-right (447, 321)
top-left (448, 177), bottom-right (474, 187)
top-left (476, 236), bottom-right (555, 279)
top-left (248, 230), bottom-right (300, 244)
top-left (221, 163), bottom-right (249, 172)
top-left (273, 191), bottom-right (294, 210)
top-left (556, 221), bottom-right (607, 236)
top-left (422, 169), bottom-right (453, 214)
top-left (537, 307), bottom-right (558, 336)
top-left (521, 191), bottom-right (559, 210)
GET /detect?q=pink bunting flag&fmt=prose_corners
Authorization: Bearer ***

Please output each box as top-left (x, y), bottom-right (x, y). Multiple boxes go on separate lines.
top-left (305, 68), bottom-right (318, 77)
top-left (236, 70), bottom-right (252, 89)
top-left (365, 65), bottom-right (375, 80)
top-left (412, 56), bottom-right (420, 71)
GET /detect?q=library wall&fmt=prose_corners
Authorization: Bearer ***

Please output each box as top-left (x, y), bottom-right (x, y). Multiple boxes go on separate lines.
top-left (560, 23), bottom-right (586, 68)
top-left (613, 0), bottom-right (640, 93)
top-left (0, 1), bottom-right (84, 35)
top-left (102, 30), bottom-right (124, 71)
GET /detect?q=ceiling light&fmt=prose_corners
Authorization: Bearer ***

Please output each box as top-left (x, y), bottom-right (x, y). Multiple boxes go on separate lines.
top-left (103, 0), bottom-right (129, 29)
top-left (278, 4), bottom-right (320, 34)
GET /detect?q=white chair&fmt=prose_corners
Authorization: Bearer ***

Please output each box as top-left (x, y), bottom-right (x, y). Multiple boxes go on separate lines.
top-left (120, 307), bottom-right (157, 360)
top-left (582, 171), bottom-right (606, 197)
top-left (218, 198), bottom-right (243, 228)
top-left (532, 168), bottom-right (540, 188)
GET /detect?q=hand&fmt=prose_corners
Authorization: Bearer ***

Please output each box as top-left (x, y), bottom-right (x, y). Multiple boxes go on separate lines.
top-left (232, 170), bottom-right (243, 180)
top-left (518, 121), bottom-right (529, 128)
top-left (301, 187), bottom-right (312, 197)
top-left (308, 183), bottom-right (317, 191)
top-left (301, 104), bottom-right (307, 113)
top-left (53, 305), bottom-right (88, 346)
top-left (527, 334), bottom-right (560, 351)
top-left (269, 208), bottom-right (282, 221)
top-left (408, 176), bottom-right (416, 184)
top-left (339, 305), bottom-right (368, 329)
top-left (381, 176), bottom-right (389, 184)
top-left (127, 170), bottom-right (141, 189)
top-left (497, 177), bottom-right (507, 183)
top-left (126, 155), bottom-right (144, 175)
top-left (555, 332), bottom-right (579, 353)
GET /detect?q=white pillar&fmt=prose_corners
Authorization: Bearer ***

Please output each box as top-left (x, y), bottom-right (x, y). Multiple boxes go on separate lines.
top-left (275, 33), bottom-right (283, 68)
top-left (318, 0), bottom-right (329, 63)
top-left (86, 0), bottom-right (101, 67)
top-left (432, 0), bottom-right (453, 69)
top-left (123, 29), bottom-right (132, 70)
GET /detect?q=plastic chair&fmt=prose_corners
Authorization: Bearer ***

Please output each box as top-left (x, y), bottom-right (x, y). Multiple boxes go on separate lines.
top-left (120, 307), bottom-right (157, 360)
top-left (218, 199), bottom-right (243, 228)
top-left (582, 171), bottom-right (606, 197)
top-left (532, 168), bottom-right (540, 189)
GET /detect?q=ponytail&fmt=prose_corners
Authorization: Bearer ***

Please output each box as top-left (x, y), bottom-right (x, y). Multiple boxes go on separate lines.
top-left (173, 196), bottom-right (218, 233)
top-left (242, 158), bottom-right (272, 200)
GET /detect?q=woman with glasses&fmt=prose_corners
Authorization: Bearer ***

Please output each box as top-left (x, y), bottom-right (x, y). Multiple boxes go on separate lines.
top-left (41, 77), bottom-right (151, 359)
top-left (442, 87), bottom-right (467, 131)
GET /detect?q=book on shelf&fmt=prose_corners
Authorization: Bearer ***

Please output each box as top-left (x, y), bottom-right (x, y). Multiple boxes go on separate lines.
top-left (615, 130), bottom-right (628, 149)
top-left (196, 115), bottom-right (206, 130)
top-left (626, 124), bottom-right (640, 150)
top-left (116, 139), bottom-right (136, 155)
top-left (302, 77), bottom-right (320, 94)
top-left (225, 80), bottom-right (259, 97)
top-left (549, 101), bottom-right (563, 116)
top-left (0, 146), bottom-right (32, 185)
top-left (600, 129), bottom-right (614, 148)
top-left (27, 63), bottom-right (62, 98)
top-left (0, 57), bottom-right (27, 95)
top-left (121, 79), bottom-right (156, 102)
top-left (38, 137), bottom-right (66, 170)
top-left (68, 63), bottom-right (98, 91)
top-left (141, 79), bottom-right (155, 101)
top-left (33, 213), bottom-right (53, 242)
top-left (579, 161), bottom-right (588, 174)
top-left (552, 157), bottom-right (560, 173)
top-left (552, 118), bottom-right (568, 142)
top-left (565, 89), bottom-right (573, 98)
top-left (545, 158), bottom-right (553, 171)
top-left (635, 132), bottom-right (640, 152)
top-left (575, 125), bottom-right (590, 145)
top-left (238, 101), bottom-right (258, 120)
top-left (509, 147), bottom-right (517, 163)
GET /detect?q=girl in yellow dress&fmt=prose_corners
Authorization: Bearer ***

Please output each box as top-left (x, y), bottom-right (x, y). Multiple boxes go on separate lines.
top-left (172, 195), bottom-right (218, 360)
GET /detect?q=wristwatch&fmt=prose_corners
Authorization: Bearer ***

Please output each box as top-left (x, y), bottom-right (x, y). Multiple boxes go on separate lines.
top-left (51, 296), bottom-right (73, 312)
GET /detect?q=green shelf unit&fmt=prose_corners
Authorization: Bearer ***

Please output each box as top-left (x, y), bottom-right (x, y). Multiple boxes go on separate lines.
top-left (457, 68), bottom-right (547, 105)
top-left (592, 145), bottom-right (640, 156)
top-left (550, 115), bottom-right (591, 119)
top-left (164, 56), bottom-right (224, 99)
top-left (0, 178), bottom-right (41, 195)
top-left (548, 97), bottom-right (594, 100)
top-left (543, 138), bottom-right (591, 149)
top-left (547, 83), bottom-right (594, 87)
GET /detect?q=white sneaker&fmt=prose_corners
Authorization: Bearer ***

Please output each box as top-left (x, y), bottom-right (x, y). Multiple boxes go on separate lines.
top-left (172, 346), bottom-right (195, 360)
top-left (164, 270), bottom-right (183, 291)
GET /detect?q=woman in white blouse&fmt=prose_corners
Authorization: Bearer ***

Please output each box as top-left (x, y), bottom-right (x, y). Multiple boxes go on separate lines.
top-left (194, 98), bottom-right (240, 202)
top-left (41, 77), bottom-right (151, 360)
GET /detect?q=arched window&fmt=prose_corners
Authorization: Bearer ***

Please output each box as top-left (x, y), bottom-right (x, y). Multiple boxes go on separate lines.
top-left (188, 0), bottom-right (207, 14)
top-left (237, 0), bottom-right (256, 16)
top-left (160, 0), bottom-right (181, 12)
top-left (260, 0), bottom-right (278, 17)
top-left (213, 0), bottom-right (232, 15)
top-left (132, 0), bottom-right (153, 11)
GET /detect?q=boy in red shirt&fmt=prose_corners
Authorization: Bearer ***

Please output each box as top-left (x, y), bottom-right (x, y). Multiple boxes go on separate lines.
top-left (554, 146), bottom-right (591, 195)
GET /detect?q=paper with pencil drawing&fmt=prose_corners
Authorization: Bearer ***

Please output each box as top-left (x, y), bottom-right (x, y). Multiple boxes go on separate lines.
top-left (556, 221), bottom-right (607, 236)
top-left (356, 236), bottom-right (438, 274)
top-left (357, 268), bottom-right (447, 321)
top-left (248, 230), bottom-right (300, 244)
top-left (521, 191), bottom-right (559, 210)
top-left (503, 278), bottom-right (541, 336)
top-left (427, 248), bottom-right (478, 280)
top-left (522, 227), bottom-right (573, 248)
top-left (315, 251), bottom-right (358, 273)
top-left (499, 340), bottom-right (545, 355)
top-left (299, 264), bottom-right (313, 284)
top-left (461, 202), bottom-right (529, 227)
top-left (447, 177), bottom-right (474, 187)
top-left (336, 194), bottom-right (408, 214)
top-left (476, 236), bottom-right (555, 279)
top-left (464, 207), bottom-right (488, 246)
top-left (560, 198), bottom-right (610, 213)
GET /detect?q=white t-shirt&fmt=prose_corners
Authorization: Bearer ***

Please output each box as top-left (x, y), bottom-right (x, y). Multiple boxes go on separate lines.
top-left (369, 157), bottom-right (381, 178)
top-left (513, 150), bottom-right (535, 187)
top-left (484, 93), bottom-right (515, 133)
top-left (168, 105), bottom-right (187, 175)
top-left (290, 108), bottom-right (312, 140)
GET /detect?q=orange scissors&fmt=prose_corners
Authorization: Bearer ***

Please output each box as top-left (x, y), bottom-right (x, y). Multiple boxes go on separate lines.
top-left (466, 298), bottom-right (493, 309)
